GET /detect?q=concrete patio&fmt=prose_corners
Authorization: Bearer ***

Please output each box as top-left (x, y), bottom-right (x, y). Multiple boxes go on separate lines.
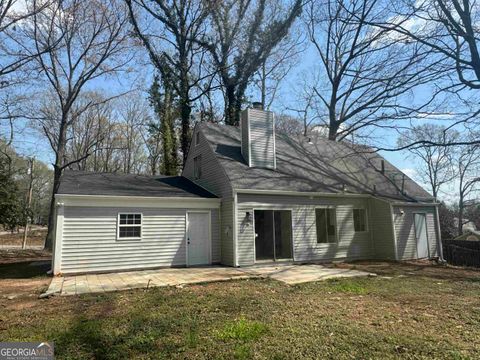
top-left (43, 264), bottom-right (374, 297)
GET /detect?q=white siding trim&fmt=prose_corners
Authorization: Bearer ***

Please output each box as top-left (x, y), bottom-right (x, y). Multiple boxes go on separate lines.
top-left (272, 111), bottom-right (277, 170)
top-left (389, 203), bottom-right (399, 260)
top-left (55, 194), bottom-right (220, 209)
top-left (248, 113), bottom-right (252, 167)
top-left (233, 191), bottom-right (238, 267)
top-left (53, 203), bottom-right (64, 275)
top-left (391, 201), bottom-right (438, 206)
top-left (237, 189), bottom-right (372, 198)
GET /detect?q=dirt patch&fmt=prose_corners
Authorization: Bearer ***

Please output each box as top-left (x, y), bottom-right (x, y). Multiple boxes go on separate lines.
top-left (0, 250), bottom-right (51, 264)
top-left (0, 229), bottom-right (47, 248)
top-left (332, 260), bottom-right (480, 281)
top-left (0, 252), bottom-right (51, 302)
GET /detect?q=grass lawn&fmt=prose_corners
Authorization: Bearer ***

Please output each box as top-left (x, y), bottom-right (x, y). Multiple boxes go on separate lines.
top-left (1, 258), bottom-right (479, 359)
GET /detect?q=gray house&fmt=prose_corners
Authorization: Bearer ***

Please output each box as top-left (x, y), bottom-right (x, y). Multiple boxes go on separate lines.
top-left (52, 105), bottom-right (443, 274)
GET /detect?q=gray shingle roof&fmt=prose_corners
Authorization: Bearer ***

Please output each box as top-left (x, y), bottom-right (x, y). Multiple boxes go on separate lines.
top-left (58, 171), bottom-right (217, 198)
top-left (199, 122), bottom-right (433, 202)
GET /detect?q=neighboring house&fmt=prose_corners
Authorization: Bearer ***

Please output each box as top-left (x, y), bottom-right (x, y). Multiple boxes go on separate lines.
top-left (52, 105), bottom-right (443, 275)
top-left (454, 230), bottom-right (480, 241)
top-left (453, 218), bottom-right (478, 234)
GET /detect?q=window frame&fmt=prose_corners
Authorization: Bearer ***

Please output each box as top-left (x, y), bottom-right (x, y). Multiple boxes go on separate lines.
top-left (194, 155), bottom-right (202, 179)
top-left (117, 213), bottom-right (142, 240)
top-left (314, 206), bottom-right (338, 244)
top-left (353, 208), bottom-right (368, 233)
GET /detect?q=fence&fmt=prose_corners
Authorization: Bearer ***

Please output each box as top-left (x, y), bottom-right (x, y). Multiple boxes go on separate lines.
top-left (443, 240), bottom-right (480, 268)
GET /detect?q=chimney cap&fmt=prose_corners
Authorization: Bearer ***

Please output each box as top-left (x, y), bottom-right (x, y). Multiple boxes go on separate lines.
top-left (252, 102), bottom-right (263, 110)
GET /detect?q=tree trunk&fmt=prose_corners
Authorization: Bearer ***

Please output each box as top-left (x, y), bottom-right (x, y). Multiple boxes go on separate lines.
top-left (22, 158), bottom-right (35, 250)
top-left (180, 97), bottom-right (191, 164)
top-left (45, 113), bottom-right (68, 251)
top-left (458, 196), bottom-right (464, 236)
top-left (328, 120), bottom-right (339, 140)
top-left (45, 165), bottom-right (62, 250)
top-left (225, 85), bottom-right (237, 126)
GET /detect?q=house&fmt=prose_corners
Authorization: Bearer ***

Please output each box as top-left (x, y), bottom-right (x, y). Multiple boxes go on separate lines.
top-left (454, 230), bottom-right (480, 241)
top-left (52, 104), bottom-right (443, 275)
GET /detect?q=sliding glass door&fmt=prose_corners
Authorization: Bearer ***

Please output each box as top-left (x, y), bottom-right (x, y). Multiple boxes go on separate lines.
top-left (254, 210), bottom-right (293, 261)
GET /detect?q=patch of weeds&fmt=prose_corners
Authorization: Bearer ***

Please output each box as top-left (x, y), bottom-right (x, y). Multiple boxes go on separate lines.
top-left (326, 279), bottom-right (368, 294)
top-left (447, 350), bottom-right (472, 360)
top-left (233, 343), bottom-right (253, 360)
top-left (185, 326), bottom-right (199, 348)
top-left (217, 317), bottom-right (268, 342)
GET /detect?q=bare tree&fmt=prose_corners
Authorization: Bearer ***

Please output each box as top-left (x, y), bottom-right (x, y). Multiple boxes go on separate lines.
top-left (252, 19), bottom-right (305, 110)
top-left (126, 0), bottom-right (211, 164)
top-left (30, 0), bottom-right (131, 249)
top-left (0, 0), bottom-right (51, 83)
top-left (305, 0), bottom-right (439, 141)
top-left (398, 124), bottom-right (458, 199)
top-left (198, 0), bottom-right (302, 125)
top-left (116, 96), bottom-right (149, 174)
top-left (454, 136), bottom-right (480, 234)
top-left (367, 0), bottom-right (480, 148)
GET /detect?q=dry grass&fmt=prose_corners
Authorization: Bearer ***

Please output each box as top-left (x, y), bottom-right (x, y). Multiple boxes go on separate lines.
top-left (0, 259), bottom-right (479, 359)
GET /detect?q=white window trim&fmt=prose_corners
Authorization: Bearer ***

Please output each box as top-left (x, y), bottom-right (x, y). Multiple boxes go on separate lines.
top-left (117, 212), bottom-right (143, 240)
top-left (314, 206), bottom-right (338, 244)
top-left (353, 208), bottom-right (368, 233)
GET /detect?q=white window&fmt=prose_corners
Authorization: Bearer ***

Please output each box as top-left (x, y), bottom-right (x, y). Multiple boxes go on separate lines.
top-left (315, 208), bottom-right (337, 243)
top-left (194, 155), bottom-right (202, 179)
top-left (195, 131), bottom-right (200, 146)
top-left (117, 213), bottom-right (142, 239)
top-left (353, 209), bottom-right (367, 232)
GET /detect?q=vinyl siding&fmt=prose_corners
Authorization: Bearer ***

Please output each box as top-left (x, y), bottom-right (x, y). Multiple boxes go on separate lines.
top-left (369, 198), bottom-right (395, 259)
top-left (221, 198), bottom-right (235, 266)
top-left (393, 205), bottom-right (439, 260)
top-left (247, 109), bottom-right (275, 169)
top-left (183, 126), bottom-right (233, 198)
top-left (236, 194), bottom-right (374, 265)
top-left (60, 206), bottom-right (220, 274)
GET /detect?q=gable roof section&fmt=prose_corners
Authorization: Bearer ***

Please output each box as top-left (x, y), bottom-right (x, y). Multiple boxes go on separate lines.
top-left (199, 122), bottom-right (433, 202)
top-left (58, 171), bottom-right (218, 198)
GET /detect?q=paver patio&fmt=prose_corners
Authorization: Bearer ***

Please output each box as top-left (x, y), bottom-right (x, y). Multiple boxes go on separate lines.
top-left (42, 264), bottom-right (374, 297)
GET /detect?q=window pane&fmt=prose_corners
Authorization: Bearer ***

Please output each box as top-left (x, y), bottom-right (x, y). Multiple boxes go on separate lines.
top-left (134, 214), bottom-right (141, 224)
top-left (119, 225), bottom-right (141, 238)
top-left (316, 209), bottom-right (328, 243)
top-left (354, 209), bottom-right (366, 232)
top-left (327, 209), bottom-right (336, 236)
top-left (120, 214), bottom-right (127, 224)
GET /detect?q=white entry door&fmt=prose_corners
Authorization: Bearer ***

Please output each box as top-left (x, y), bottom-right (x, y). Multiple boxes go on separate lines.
top-left (187, 212), bottom-right (210, 266)
top-left (414, 213), bottom-right (429, 258)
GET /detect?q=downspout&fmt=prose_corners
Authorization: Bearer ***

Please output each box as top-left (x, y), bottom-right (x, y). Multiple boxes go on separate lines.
top-left (389, 203), bottom-right (399, 261)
